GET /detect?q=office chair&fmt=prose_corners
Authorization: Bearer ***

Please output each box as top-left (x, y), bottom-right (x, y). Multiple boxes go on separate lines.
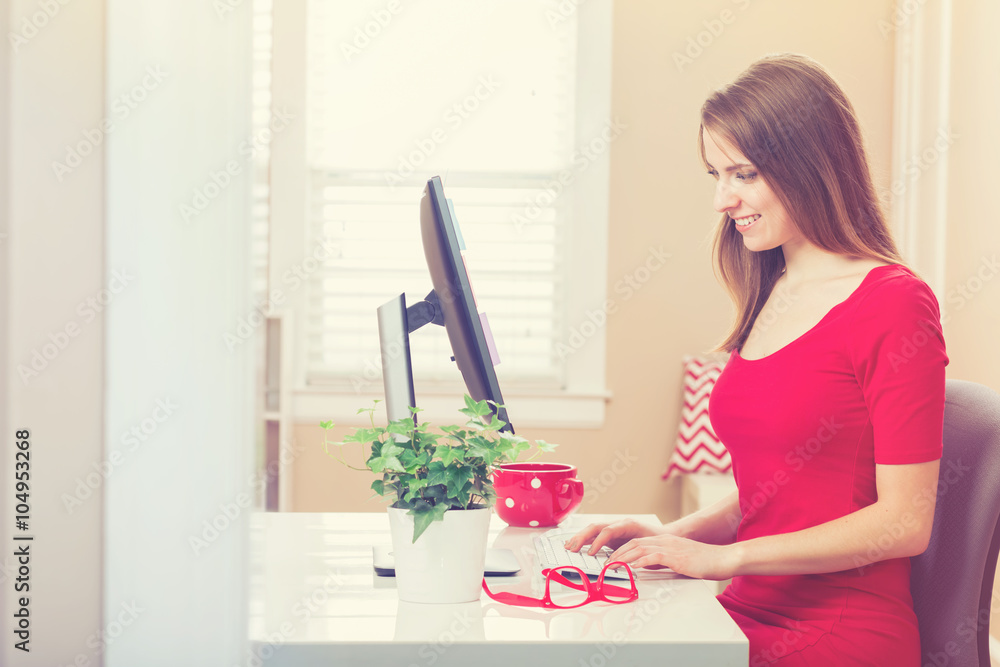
top-left (911, 379), bottom-right (1000, 667)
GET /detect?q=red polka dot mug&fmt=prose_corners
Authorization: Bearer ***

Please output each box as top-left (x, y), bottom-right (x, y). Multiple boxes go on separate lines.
top-left (492, 462), bottom-right (585, 527)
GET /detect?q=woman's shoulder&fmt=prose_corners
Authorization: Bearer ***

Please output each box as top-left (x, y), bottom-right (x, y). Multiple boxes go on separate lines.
top-left (845, 262), bottom-right (943, 337)
top-left (851, 262), bottom-right (937, 309)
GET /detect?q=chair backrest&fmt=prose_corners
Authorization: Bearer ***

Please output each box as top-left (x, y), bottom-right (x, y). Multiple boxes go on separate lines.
top-left (911, 379), bottom-right (1000, 667)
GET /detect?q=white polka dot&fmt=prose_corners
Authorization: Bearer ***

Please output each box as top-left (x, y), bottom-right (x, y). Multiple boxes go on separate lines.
top-left (529, 521), bottom-right (539, 527)
top-left (505, 497), bottom-right (515, 508)
top-left (530, 478), bottom-right (541, 489)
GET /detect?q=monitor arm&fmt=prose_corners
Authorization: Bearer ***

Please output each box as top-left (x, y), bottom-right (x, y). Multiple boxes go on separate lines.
top-left (406, 290), bottom-right (445, 333)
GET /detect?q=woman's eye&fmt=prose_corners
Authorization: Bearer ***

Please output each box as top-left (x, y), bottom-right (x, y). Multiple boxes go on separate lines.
top-left (735, 171), bottom-right (757, 182)
top-left (707, 169), bottom-right (719, 178)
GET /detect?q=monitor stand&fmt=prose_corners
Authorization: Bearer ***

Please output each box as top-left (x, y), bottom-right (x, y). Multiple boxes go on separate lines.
top-left (375, 291), bottom-right (443, 422)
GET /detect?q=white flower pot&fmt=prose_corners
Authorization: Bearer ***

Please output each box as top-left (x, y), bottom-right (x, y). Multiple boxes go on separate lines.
top-left (386, 505), bottom-right (491, 604)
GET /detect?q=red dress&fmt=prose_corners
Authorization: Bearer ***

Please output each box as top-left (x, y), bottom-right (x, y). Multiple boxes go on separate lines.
top-left (709, 264), bottom-right (948, 666)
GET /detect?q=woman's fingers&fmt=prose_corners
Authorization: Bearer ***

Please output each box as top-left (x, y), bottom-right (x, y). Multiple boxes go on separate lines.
top-left (587, 524), bottom-right (630, 555)
top-left (562, 523), bottom-right (609, 552)
top-left (608, 538), bottom-right (643, 564)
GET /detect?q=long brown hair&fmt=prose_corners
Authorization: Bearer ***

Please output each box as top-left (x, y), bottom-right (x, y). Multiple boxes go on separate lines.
top-left (700, 53), bottom-right (902, 353)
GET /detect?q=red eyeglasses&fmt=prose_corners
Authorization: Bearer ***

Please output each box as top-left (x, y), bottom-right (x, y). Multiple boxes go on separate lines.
top-left (482, 561), bottom-right (638, 609)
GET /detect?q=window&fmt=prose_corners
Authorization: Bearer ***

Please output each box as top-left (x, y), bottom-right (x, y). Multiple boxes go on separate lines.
top-left (270, 0), bottom-right (613, 427)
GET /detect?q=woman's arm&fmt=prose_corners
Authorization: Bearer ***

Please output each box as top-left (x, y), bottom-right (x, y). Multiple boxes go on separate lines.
top-left (664, 489), bottom-right (741, 546)
top-left (608, 460), bottom-right (939, 580)
top-left (564, 490), bottom-right (741, 556)
top-left (731, 460), bottom-right (938, 575)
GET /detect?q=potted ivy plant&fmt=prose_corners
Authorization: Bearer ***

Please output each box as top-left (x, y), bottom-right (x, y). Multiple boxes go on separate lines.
top-left (321, 394), bottom-right (556, 604)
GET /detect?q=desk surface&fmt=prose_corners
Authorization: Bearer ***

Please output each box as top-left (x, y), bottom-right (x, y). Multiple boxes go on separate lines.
top-left (248, 512), bottom-right (748, 666)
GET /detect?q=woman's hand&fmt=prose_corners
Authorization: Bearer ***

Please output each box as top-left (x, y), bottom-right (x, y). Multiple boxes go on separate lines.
top-left (562, 519), bottom-right (664, 556)
top-left (607, 534), bottom-right (741, 581)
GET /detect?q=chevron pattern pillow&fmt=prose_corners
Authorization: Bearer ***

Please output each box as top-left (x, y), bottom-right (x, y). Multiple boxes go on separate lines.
top-left (663, 355), bottom-right (731, 479)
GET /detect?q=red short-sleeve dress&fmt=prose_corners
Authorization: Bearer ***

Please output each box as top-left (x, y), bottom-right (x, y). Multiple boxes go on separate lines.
top-left (709, 264), bottom-right (948, 666)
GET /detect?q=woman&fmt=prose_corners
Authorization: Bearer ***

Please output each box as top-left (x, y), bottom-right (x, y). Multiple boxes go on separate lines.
top-left (565, 53), bottom-right (948, 666)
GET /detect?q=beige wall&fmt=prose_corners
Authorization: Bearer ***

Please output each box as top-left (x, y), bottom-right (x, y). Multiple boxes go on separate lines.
top-left (944, 0), bottom-right (1000, 646)
top-left (293, 0), bottom-right (898, 518)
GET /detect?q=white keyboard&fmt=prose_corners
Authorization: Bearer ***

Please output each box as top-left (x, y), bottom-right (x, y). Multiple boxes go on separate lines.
top-left (533, 532), bottom-right (633, 580)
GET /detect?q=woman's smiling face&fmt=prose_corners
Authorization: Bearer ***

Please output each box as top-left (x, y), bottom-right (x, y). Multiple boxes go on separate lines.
top-left (702, 128), bottom-right (800, 253)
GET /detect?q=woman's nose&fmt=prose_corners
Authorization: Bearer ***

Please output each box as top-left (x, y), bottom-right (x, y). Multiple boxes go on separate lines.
top-left (713, 181), bottom-right (739, 213)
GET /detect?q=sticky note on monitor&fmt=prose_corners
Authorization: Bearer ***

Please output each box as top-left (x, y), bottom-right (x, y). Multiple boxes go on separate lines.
top-left (480, 312), bottom-right (500, 366)
top-left (447, 199), bottom-right (465, 251)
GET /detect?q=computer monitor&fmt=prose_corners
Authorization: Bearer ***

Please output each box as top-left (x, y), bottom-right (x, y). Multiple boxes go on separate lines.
top-left (377, 176), bottom-right (513, 433)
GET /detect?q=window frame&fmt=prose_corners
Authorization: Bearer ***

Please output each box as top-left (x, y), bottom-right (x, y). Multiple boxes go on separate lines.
top-left (270, 0), bottom-right (614, 428)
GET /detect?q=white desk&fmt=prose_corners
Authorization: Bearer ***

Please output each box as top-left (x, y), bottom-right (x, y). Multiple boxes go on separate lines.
top-left (248, 512), bottom-right (748, 666)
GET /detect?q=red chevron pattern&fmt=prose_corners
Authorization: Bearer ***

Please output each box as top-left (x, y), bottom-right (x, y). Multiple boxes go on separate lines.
top-left (663, 355), bottom-right (731, 479)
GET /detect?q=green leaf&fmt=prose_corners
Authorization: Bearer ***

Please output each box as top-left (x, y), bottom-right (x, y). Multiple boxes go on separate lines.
top-left (434, 444), bottom-right (465, 467)
top-left (422, 484), bottom-right (447, 503)
top-left (370, 455), bottom-right (403, 474)
top-left (319, 420), bottom-right (334, 429)
top-left (446, 466), bottom-right (474, 498)
top-left (417, 432), bottom-right (441, 448)
top-left (452, 481), bottom-right (474, 508)
top-left (425, 461), bottom-right (448, 487)
top-left (401, 476), bottom-right (430, 502)
top-left (399, 449), bottom-right (426, 473)
top-left (409, 502), bottom-right (449, 543)
top-left (370, 479), bottom-right (385, 496)
top-left (344, 428), bottom-right (381, 444)
top-left (386, 418), bottom-right (416, 436)
top-left (534, 439), bottom-right (558, 453)
top-left (380, 441), bottom-right (405, 459)
top-left (485, 414), bottom-right (506, 431)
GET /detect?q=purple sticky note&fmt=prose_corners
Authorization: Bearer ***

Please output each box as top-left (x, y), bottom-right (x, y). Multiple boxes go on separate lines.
top-left (479, 312), bottom-right (500, 366)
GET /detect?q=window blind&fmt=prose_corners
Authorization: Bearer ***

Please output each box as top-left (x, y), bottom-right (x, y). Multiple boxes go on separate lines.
top-left (304, 0), bottom-right (578, 391)
top-left (251, 0), bottom-right (272, 303)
